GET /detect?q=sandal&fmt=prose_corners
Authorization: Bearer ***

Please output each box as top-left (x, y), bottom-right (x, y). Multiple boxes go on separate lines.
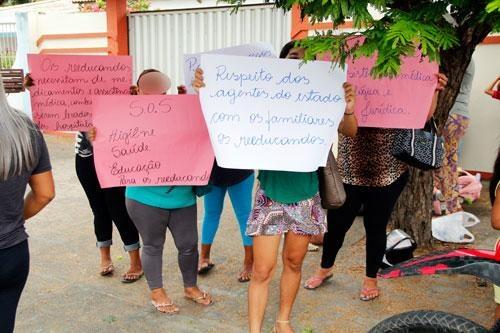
top-left (184, 291), bottom-right (213, 306)
top-left (360, 287), bottom-right (380, 301)
top-left (151, 300), bottom-right (179, 315)
top-left (121, 271), bottom-right (144, 283)
top-left (304, 274), bottom-right (333, 290)
top-left (272, 320), bottom-right (290, 333)
top-left (198, 262), bottom-right (215, 275)
top-left (238, 269), bottom-right (252, 283)
top-left (100, 263), bottom-right (114, 276)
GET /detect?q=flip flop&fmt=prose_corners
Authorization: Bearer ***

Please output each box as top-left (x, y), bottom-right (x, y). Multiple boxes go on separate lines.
top-left (100, 264), bottom-right (114, 276)
top-left (304, 274), bottom-right (333, 290)
top-left (238, 270), bottom-right (252, 283)
top-left (184, 291), bottom-right (213, 306)
top-left (198, 262), bottom-right (215, 275)
top-left (121, 271), bottom-right (144, 283)
top-left (360, 287), bottom-right (380, 301)
top-left (151, 300), bottom-right (179, 315)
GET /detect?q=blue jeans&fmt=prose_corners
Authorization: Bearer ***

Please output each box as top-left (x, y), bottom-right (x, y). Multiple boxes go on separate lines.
top-left (202, 175), bottom-right (254, 247)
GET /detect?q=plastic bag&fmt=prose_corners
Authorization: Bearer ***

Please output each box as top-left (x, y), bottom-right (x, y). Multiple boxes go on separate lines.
top-left (432, 211), bottom-right (480, 244)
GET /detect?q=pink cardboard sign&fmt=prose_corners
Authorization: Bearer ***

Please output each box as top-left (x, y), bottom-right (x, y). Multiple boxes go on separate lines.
top-left (347, 54), bottom-right (438, 129)
top-left (27, 54), bottom-right (132, 131)
top-left (92, 95), bottom-right (215, 188)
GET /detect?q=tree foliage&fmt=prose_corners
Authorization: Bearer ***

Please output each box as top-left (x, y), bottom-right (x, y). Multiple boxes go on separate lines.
top-left (222, 0), bottom-right (500, 78)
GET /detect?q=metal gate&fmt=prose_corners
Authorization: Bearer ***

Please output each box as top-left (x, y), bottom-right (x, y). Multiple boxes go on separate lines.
top-left (128, 4), bottom-right (291, 86)
top-left (0, 23), bottom-right (17, 69)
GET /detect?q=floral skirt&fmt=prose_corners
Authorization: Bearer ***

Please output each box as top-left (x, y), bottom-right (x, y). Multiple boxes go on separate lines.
top-left (246, 188), bottom-right (326, 236)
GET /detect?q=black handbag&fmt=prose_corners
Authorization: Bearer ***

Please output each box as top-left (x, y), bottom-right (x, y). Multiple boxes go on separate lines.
top-left (392, 119), bottom-right (445, 170)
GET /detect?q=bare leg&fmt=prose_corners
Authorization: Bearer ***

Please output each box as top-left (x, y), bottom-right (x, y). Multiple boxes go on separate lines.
top-left (277, 233), bottom-right (311, 333)
top-left (99, 247), bottom-right (113, 274)
top-left (248, 235), bottom-right (281, 333)
top-left (126, 249), bottom-right (143, 274)
top-left (239, 246), bottom-right (254, 282)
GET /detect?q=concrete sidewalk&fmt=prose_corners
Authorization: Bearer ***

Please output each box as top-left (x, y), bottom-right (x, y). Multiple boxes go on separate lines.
top-left (15, 135), bottom-right (497, 333)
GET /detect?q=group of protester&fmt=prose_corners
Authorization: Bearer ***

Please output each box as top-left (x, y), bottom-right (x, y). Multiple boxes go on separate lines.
top-left (0, 40), bottom-right (499, 333)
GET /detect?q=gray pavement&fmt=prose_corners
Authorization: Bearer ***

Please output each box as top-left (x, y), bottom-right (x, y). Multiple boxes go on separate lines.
top-left (15, 135), bottom-right (498, 333)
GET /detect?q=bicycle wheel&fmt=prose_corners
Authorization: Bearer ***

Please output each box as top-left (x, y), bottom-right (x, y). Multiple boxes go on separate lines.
top-left (368, 310), bottom-right (488, 333)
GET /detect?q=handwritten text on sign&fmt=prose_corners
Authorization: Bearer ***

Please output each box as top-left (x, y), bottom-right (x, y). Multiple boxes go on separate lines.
top-left (199, 54), bottom-right (346, 172)
top-left (92, 95), bottom-right (215, 188)
top-left (346, 54), bottom-right (438, 129)
top-left (27, 54), bottom-right (132, 131)
top-left (184, 43), bottom-right (276, 94)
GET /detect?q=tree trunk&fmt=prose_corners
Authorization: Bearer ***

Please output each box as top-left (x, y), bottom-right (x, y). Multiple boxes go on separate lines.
top-left (390, 168), bottom-right (434, 248)
top-left (389, 24), bottom-right (492, 248)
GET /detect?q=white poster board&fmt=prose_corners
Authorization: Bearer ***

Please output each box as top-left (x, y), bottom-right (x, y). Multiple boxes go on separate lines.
top-left (184, 42), bottom-right (276, 94)
top-left (199, 54), bottom-right (347, 172)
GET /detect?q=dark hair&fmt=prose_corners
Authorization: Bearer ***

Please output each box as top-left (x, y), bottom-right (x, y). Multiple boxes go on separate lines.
top-left (280, 40), bottom-right (298, 59)
top-left (136, 69), bottom-right (160, 87)
top-left (129, 85), bottom-right (138, 95)
top-left (490, 147), bottom-right (500, 205)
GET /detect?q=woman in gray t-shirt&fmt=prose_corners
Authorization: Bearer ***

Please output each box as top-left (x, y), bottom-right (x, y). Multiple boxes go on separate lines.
top-left (0, 82), bottom-right (54, 333)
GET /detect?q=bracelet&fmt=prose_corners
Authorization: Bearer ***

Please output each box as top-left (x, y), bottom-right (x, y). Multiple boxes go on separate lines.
top-left (344, 112), bottom-right (355, 116)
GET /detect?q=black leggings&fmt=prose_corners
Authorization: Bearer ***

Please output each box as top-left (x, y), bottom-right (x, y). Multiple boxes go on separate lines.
top-left (75, 154), bottom-right (140, 251)
top-left (321, 172), bottom-right (409, 278)
top-left (0, 241), bottom-right (29, 333)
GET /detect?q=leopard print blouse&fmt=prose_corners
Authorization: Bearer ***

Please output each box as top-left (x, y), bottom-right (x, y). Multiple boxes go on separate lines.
top-left (338, 128), bottom-right (408, 187)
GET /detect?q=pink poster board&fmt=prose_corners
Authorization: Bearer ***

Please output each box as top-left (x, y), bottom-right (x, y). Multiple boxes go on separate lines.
top-left (92, 95), bottom-right (215, 188)
top-left (347, 55), bottom-right (438, 128)
top-left (27, 54), bottom-right (132, 131)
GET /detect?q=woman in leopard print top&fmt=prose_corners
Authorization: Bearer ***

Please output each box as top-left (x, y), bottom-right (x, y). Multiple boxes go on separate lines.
top-left (305, 73), bottom-right (448, 302)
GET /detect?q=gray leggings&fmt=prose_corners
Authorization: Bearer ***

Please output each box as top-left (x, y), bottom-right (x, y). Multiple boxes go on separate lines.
top-left (125, 199), bottom-right (198, 290)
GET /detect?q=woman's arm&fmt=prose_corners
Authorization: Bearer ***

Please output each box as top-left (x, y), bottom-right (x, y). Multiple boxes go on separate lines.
top-left (484, 76), bottom-right (500, 97)
top-left (426, 73), bottom-right (448, 121)
top-left (24, 171), bottom-right (55, 220)
top-left (338, 82), bottom-right (358, 137)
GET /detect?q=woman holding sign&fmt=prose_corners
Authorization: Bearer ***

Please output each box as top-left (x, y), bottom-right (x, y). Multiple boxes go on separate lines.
top-left (198, 163), bottom-right (254, 282)
top-left (91, 69), bottom-right (214, 314)
top-left (0, 80), bottom-right (55, 333)
top-left (193, 40), bottom-right (358, 333)
top-left (23, 74), bottom-right (143, 282)
top-left (305, 73), bottom-right (448, 301)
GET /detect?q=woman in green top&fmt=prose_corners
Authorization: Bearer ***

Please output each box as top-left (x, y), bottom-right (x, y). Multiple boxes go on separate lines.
top-left (194, 41), bottom-right (358, 333)
top-left (90, 70), bottom-right (213, 315)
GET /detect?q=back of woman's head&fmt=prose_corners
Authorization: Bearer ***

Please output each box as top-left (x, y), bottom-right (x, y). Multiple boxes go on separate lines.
top-left (280, 41), bottom-right (297, 59)
top-left (490, 147), bottom-right (500, 205)
top-left (0, 75), bottom-right (37, 181)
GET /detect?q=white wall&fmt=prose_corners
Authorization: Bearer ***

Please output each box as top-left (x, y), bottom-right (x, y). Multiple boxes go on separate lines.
top-left (462, 43), bottom-right (500, 173)
top-left (28, 12), bottom-right (107, 54)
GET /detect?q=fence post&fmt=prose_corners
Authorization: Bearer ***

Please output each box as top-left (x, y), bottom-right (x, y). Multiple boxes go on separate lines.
top-left (106, 0), bottom-right (128, 55)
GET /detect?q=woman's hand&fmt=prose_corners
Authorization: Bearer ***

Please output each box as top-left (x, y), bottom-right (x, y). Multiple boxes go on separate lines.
top-left (192, 68), bottom-right (205, 93)
top-left (343, 82), bottom-right (356, 112)
top-left (24, 73), bottom-right (34, 91)
top-left (87, 127), bottom-right (97, 143)
top-left (177, 85), bottom-right (187, 95)
top-left (436, 73), bottom-right (448, 91)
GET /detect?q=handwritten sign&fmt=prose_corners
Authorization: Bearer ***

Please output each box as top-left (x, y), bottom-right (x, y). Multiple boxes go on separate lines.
top-left (184, 43), bottom-right (276, 94)
top-left (92, 95), bottom-right (215, 188)
top-left (27, 54), bottom-right (132, 131)
top-left (199, 54), bottom-right (346, 172)
top-left (346, 54), bottom-right (438, 129)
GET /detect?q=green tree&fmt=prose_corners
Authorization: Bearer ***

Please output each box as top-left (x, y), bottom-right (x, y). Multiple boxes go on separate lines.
top-left (223, 0), bottom-right (500, 247)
